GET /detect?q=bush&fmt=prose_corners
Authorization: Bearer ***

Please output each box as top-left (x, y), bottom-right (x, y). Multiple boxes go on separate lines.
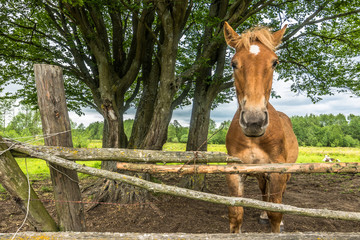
top-left (179, 134), bottom-right (188, 143)
top-left (72, 131), bottom-right (90, 148)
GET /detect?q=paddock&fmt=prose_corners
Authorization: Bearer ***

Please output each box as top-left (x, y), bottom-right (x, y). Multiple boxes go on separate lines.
top-left (1, 64), bottom-right (359, 239)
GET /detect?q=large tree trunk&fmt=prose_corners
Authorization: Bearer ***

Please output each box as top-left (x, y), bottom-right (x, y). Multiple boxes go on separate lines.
top-left (183, 72), bottom-right (216, 191)
top-left (34, 64), bottom-right (85, 231)
top-left (90, 97), bottom-right (150, 205)
top-left (140, 43), bottom-right (179, 150)
top-left (128, 29), bottom-right (159, 149)
top-left (186, 80), bottom-right (214, 152)
top-left (184, 0), bottom-right (229, 190)
top-left (96, 108), bottom-right (150, 204)
top-left (141, 0), bottom-right (190, 150)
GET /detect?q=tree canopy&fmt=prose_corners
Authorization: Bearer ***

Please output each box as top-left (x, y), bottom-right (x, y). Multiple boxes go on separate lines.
top-left (0, 0), bottom-right (359, 151)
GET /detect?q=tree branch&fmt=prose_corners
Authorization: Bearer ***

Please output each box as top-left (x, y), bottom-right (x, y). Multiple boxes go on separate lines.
top-left (171, 80), bottom-right (192, 110)
top-left (307, 9), bottom-right (360, 25)
top-left (123, 78), bottom-right (141, 112)
top-left (282, 1), bottom-right (330, 42)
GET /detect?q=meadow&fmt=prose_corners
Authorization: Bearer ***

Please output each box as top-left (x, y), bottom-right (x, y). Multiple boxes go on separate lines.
top-left (12, 141), bottom-right (360, 180)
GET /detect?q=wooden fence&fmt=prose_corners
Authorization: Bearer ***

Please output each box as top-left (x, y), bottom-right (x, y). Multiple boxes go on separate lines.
top-left (3, 138), bottom-right (360, 223)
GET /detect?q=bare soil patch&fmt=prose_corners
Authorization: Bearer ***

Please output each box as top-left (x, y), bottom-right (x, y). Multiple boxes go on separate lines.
top-left (1, 173), bottom-right (360, 233)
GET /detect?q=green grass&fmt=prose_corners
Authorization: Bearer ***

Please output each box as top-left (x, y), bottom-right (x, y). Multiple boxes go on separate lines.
top-left (298, 147), bottom-right (360, 163)
top-left (163, 142), bottom-right (227, 152)
top-left (15, 158), bottom-right (102, 180)
top-left (164, 143), bottom-right (360, 163)
top-left (9, 142), bottom-right (360, 181)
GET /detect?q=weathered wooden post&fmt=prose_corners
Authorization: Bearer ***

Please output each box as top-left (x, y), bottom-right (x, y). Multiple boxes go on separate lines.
top-left (34, 64), bottom-right (85, 231)
top-left (0, 136), bottom-right (58, 231)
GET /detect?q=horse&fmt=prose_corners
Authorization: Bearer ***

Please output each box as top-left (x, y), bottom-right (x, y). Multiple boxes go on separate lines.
top-left (223, 22), bottom-right (299, 233)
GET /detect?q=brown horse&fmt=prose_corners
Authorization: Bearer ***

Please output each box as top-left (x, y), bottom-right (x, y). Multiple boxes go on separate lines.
top-left (223, 22), bottom-right (298, 233)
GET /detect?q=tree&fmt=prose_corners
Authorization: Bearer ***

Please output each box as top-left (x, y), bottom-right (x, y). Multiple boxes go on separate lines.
top-left (4, 105), bottom-right (42, 139)
top-left (185, 0), bottom-right (360, 151)
top-left (0, 98), bottom-right (16, 130)
top-left (1, 0), bottom-right (359, 199)
top-left (85, 121), bottom-right (104, 140)
top-left (291, 114), bottom-right (360, 147)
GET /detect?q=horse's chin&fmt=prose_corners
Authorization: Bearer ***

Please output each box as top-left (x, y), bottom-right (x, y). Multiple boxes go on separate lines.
top-left (242, 128), bottom-right (266, 137)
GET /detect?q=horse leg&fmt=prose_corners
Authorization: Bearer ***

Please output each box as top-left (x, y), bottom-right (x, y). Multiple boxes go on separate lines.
top-left (256, 174), bottom-right (270, 225)
top-left (226, 174), bottom-right (247, 233)
top-left (266, 173), bottom-right (290, 233)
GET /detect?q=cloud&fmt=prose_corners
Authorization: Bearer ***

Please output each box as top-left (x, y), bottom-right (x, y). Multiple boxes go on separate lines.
top-left (70, 79), bottom-right (360, 127)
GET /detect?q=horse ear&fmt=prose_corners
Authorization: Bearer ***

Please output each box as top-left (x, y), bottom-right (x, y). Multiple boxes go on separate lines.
top-left (224, 22), bottom-right (239, 49)
top-left (272, 24), bottom-right (287, 47)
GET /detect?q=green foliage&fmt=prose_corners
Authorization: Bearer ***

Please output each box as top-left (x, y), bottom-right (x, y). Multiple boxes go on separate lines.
top-left (291, 114), bottom-right (360, 147)
top-left (208, 120), bottom-right (231, 144)
top-left (85, 121), bottom-right (104, 140)
top-left (124, 119), bottom-right (134, 139)
top-left (1, 1), bottom-right (358, 113)
top-left (167, 120), bottom-right (189, 143)
top-left (71, 123), bottom-right (91, 148)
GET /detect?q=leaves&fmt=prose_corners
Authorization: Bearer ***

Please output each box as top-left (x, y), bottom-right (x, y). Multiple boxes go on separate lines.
top-left (0, 0), bottom-right (359, 146)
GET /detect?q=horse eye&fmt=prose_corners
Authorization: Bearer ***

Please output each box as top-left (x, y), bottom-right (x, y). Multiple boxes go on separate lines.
top-left (231, 61), bottom-right (238, 69)
top-left (272, 60), bottom-right (279, 68)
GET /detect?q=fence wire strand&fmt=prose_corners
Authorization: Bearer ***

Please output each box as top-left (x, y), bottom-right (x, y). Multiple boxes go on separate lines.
top-left (11, 158), bottom-right (31, 240)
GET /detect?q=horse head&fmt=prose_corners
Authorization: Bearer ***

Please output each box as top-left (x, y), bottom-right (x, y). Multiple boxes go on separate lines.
top-left (224, 22), bottom-right (287, 137)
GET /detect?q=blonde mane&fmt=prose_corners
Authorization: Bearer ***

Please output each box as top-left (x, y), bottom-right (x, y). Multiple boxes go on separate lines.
top-left (234, 27), bottom-right (276, 51)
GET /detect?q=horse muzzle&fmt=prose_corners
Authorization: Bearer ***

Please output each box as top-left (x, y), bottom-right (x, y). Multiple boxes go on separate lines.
top-left (239, 110), bottom-right (269, 137)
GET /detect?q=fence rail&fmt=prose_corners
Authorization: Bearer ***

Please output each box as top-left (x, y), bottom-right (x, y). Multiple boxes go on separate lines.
top-left (116, 162), bottom-right (360, 174)
top-left (4, 139), bottom-right (360, 222)
top-left (5, 139), bottom-right (240, 163)
top-left (6, 138), bottom-right (360, 174)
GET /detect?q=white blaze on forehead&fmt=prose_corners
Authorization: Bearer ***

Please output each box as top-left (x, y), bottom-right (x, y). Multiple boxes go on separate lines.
top-left (249, 45), bottom-right (260, 55)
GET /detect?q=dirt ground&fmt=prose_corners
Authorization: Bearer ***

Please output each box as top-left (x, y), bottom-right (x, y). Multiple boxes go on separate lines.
top-left (1, 173), bottom-right (360, 234)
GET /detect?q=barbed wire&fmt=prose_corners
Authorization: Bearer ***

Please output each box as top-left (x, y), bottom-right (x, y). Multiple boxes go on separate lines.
top-left (0, 130), bottom-right (71, 156)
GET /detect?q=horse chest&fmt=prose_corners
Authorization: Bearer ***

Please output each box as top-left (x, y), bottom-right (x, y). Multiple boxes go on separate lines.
top-left (237, 146), bottom-right (271, 164)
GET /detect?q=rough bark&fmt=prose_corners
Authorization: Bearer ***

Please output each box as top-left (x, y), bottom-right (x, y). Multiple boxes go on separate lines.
top-left (128, 46), bottom-right (159, 148)
top-left (116, 162), bottom-right (360, 174)
top-left (186, 77), bottom-right (215, 151)
top-left (184, 1), bottom-right (231, 190)
top-left (141, 0), bottom-right (190, 150)
top-left (5, 140), bottom-right (240, 163)
top-left (34, 64), bottom-right (85, 231)
top-left (0, 136), bottom-right (58, 232)
top-left (14, 144), bottom-right (360, 222)
top-left (60, 2), bottom-right (156, 205)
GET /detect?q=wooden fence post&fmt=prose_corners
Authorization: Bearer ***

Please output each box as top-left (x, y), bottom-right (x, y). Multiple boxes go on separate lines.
top-left (0, 136), bottom-right (58, 231)
top-left (34, 64), bottom-right (85, 231)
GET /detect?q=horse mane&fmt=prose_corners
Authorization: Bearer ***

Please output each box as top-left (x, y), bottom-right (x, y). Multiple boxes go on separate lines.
top-left (234, 27), bottom-right (276, 51)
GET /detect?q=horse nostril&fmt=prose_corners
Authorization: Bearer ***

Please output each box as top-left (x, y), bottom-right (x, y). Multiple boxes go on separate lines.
top-left (240, 111), bottom-right (247, 127)
top-left (263, 111), bottom-right (269, 126)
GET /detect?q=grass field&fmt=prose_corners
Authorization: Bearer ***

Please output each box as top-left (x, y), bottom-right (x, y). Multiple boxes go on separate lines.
top-left (11, 141), bottom-right (360, 180)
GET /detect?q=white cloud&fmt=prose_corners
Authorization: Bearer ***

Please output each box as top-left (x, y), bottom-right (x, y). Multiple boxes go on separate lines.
top-left (6, 79), bottom-right (359, 127)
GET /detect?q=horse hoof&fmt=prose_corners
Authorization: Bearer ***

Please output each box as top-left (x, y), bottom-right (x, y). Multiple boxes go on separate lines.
top-left (280, 222), bottom-right (285, 232)
top-left (258, 217), bottom-right (270, 225)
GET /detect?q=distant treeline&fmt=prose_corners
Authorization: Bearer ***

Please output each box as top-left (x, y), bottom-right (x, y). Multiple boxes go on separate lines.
top-left (167, 114), bottom-right (360, 147)
top-left (291, 114), bottom-right (360, 147)
top-left (1, 109), bottom-right (359, 148)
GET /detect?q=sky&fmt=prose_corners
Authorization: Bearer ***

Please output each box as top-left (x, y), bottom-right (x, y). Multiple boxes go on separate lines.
top-left (68, 78), bottom-right (360, 127)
